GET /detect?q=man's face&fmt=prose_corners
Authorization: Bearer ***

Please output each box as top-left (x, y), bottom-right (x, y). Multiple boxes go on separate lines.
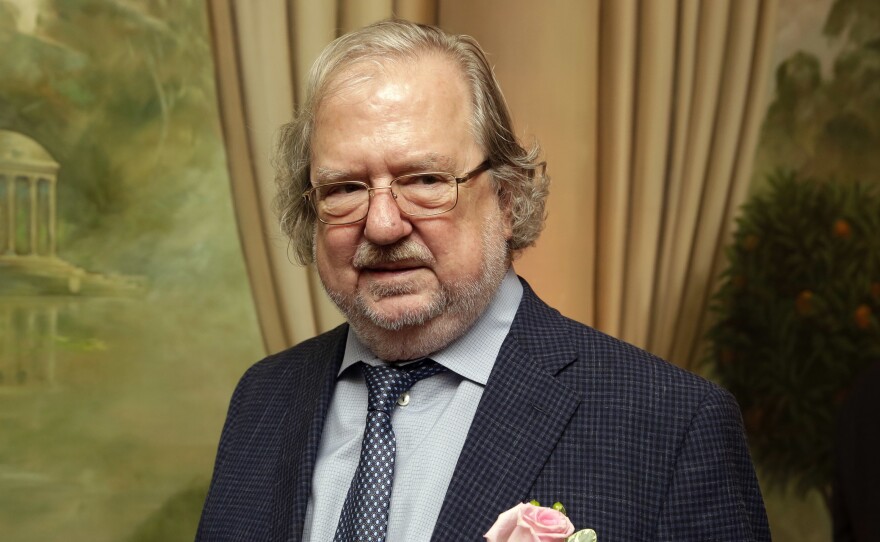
top-left (310, 54), bottom-right (512, 360)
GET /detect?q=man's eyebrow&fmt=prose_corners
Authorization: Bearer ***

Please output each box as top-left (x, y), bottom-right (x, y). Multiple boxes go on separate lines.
top-left (408, 153), bottom-right (457, 171)
top-left (312, 167), bottom-right (353, 185)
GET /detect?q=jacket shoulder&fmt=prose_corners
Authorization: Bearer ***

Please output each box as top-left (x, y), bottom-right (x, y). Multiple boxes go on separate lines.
top-left (515, 277), bottom-right (721, 403)
top-left (235, 324), bottom-right (348, 390)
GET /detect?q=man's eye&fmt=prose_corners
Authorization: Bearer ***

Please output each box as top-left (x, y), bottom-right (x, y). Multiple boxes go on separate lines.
top-left (399, 174), bottom-right (446, 186)
top-left (323, 183), bottom-right (363, 197)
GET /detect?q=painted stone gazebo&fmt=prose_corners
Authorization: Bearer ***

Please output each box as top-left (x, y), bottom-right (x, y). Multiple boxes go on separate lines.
top-left (0, 129), bottom-right (145, 296)
top-left (0, 130), bottom-right (144, 388)
top-left (0, 130), bottom-right (59, 257)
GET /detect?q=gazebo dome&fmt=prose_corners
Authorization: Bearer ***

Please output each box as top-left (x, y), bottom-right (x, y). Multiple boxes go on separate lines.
top-left (0, 130), bottom-right (58, 170)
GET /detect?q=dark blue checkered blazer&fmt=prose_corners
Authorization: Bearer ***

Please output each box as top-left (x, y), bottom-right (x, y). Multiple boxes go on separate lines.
top-left (197, 278), bottom-right (770, 541)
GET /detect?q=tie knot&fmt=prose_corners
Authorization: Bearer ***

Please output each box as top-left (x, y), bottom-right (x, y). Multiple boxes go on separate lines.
top-left (362, 360), bottom-right (446, 413)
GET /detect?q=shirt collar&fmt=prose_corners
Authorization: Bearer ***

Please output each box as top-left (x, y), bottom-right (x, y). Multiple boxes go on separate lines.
top-left (339, 267), bottom-right (523, 385)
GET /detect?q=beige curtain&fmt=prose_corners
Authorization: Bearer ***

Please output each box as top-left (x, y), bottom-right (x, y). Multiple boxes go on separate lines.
top-left (443, 0), bottom-right (777, 368)
top-left (207, 0), bottom-right (777, 369)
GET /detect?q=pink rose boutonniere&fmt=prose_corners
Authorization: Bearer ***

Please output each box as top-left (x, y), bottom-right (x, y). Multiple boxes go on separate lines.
top-left (484, 501), bottom-right (597, 542)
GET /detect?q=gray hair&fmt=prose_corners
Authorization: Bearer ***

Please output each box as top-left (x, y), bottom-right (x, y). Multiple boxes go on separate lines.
top-left (274, 19), bottom-right (549, 264)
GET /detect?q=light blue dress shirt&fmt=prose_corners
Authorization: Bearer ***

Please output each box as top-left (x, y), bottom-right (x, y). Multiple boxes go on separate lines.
top-left (302, 268), bottom-right (523, 541)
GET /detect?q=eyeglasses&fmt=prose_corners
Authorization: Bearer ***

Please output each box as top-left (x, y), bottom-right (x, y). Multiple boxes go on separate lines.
top-left (303, 160), bottom-right (491, 225)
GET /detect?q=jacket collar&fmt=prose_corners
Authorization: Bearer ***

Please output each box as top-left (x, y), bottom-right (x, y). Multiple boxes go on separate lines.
top-left (431, 278), bottom-right (582, 540)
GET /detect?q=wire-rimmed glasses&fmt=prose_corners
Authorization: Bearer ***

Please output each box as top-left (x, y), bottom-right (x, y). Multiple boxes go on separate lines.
top-left (303, 160), bottom-right (491, 225)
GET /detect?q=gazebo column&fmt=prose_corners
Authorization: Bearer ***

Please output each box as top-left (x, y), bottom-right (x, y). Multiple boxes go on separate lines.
top-left (48, 177), bottom-right (57, 256)
top-left (46, 305), bottom-right (58, 385)
top-left (5, 176), bottom-right (13, 254)
top-left (28, 175), bottom-right (37, 255)
top-left (27, 175), bottom-right (39, 256)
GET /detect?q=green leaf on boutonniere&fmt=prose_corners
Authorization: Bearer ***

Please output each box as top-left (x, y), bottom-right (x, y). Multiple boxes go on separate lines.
top-left (567, 528), bottom-right (597, 542)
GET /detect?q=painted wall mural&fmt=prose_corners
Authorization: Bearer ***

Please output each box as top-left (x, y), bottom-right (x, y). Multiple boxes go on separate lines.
top-left (0, 1), bottom-right (263, 540)
top-left (715, 0), bottom-right (880, 540)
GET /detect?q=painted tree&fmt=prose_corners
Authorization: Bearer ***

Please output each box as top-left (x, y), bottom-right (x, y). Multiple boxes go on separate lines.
top-left (754, 0), bottom-right (880, 188)
top-left (710, 0), bottom-right (880, 505)
top-left (0, 0), bottom-right (240, 295)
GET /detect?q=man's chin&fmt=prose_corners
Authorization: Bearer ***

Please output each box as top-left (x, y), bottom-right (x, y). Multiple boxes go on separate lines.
top-left (356, 294), bottom-right (444, 331)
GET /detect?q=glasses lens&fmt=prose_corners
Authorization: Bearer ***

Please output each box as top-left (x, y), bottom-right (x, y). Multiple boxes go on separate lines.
top-left (393, 173), bottom-right (457, 216)
top-left (313, 182), bottom-right (369, 224)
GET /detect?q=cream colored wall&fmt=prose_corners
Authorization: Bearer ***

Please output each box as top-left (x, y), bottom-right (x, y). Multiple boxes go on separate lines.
top-left (441, 0), bottom-right (599, 326)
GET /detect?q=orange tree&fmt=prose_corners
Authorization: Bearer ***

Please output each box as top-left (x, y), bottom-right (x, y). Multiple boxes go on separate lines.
top-left (707, 170), bottom-right (880, 504)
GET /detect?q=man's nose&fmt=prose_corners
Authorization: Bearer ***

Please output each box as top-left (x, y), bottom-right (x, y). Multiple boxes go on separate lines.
top-left (363, 188), bottom-right (413, 245)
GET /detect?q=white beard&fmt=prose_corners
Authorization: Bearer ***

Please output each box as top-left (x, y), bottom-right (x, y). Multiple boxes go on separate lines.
top-left (320, 215), bottom-right (510, 361)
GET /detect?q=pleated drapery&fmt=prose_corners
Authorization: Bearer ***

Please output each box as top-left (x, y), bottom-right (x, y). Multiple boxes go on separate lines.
top-left (592, 0), bottom-right (779, 365)
top-left (206, 0), bottom-right (777, 369)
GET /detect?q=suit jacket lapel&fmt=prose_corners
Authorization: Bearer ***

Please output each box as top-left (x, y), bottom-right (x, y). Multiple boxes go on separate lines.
top-left (269, 325), bottom-right (347, 542)
top-left (432, 282), bottom-right (582, 541)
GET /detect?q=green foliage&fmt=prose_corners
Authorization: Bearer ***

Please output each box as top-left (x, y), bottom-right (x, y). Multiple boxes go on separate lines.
top-left (755, 1), bottom-right (880, 194)
top-left (824, 0), bottom-right (880, 48)
top-left (707, 171), bottom-right (880, 498)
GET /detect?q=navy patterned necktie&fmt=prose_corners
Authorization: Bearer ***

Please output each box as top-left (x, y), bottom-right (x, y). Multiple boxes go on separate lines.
top-left (333, 359), bottom-right (447, 542)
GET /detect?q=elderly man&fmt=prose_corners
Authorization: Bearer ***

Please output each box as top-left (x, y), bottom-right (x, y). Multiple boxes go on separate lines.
top-left (197, 20), bottom-right (769, 542)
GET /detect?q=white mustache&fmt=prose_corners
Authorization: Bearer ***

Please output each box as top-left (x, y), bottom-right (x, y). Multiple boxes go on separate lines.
top-left (352, 240), bottom-right (435, 269)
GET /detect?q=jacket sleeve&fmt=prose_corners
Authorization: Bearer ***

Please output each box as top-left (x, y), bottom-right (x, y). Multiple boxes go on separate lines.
top-left (656, 385), bottom-right (771, 541)
top-left (195, 365), bottom-right (253, 541)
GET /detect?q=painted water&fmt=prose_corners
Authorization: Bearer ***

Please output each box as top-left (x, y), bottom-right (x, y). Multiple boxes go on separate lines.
top-left (0, 292), bottom-right (261, 541)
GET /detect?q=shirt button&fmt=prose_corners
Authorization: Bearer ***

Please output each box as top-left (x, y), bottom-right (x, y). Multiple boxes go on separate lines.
top-left (397, 391), bottom-right (410, 406)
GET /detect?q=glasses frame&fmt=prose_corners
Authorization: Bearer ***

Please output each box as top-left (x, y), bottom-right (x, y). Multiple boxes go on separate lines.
top-left (303, 159), bottom-right (492, 225)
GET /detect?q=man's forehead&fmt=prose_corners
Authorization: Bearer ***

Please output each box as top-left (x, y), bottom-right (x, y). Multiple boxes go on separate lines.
top-left (309, 53), bottom-right (476, 182)
top-left (319, 52), bottom-right (466, 107)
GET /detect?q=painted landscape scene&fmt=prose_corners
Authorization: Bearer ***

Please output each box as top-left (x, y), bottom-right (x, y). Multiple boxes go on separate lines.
top-left (0, 1), bottom-right (263, 540)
